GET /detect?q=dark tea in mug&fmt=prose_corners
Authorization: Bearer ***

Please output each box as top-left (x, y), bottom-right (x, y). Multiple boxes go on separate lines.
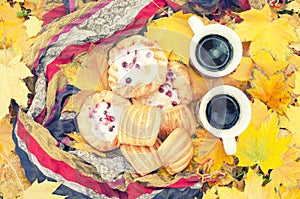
top-left (205, 94), bottom-right (240, 130)
top-left (195, 34), bottom-right (233, 71)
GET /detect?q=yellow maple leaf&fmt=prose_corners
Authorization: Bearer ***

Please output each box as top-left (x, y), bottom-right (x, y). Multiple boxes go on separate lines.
top-left (0, 118), bottom-right (14, 156)
top-left (251, 98), bottom-right (272, 130)
top-left (280, 186), bottom-right (300, 199)
top-left (293, 70), bottom-right (300, 94)
top-left (217, 171), bottom-right (279, 199)
top-left (229, 57), bottom-right (253, 82)
top-left (279, 105), bottom-right (300, 147)
top-left (68, 132), bottom-right (106, 157)
top-left (63, 90), bottom-right (95, 113)
top-left (247, 68), bottom-right (291, 112)
top-left (0, 55), bottom-right (32, 120)
top-left (252, 50), bottom-right (288, 76)
top-left (234, 4), bottom-right (298, 61)
top-left (145, 11), bottom-right (195, 64)
top-left (60, 62), bottom-right (81, 85)
top-left (193, 129), bottom-right (234, 172)
top-left (236, 113), bottom-right (291, 174)
top-left (270, 148), bottom-right (300, 188)
top-left (23, 16), bottom-right (43, 38)
top-left (0, 3), bottom-right (29, 53)
top-left (22, 180), bottom-right (67, 199)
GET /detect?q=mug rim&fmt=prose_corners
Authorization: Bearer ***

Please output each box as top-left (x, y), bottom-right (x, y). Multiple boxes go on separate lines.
top-left (190, 24), bottom-right (243, 78)
top-left (199, 85), bottom-right (251, 138)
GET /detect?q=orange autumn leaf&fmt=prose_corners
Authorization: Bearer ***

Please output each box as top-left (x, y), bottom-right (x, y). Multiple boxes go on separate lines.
top-left (229, 57), bottom-right (253, 82)
top-left (253, 50), bottom-right (288, 76)
top-left (236, 113), bottom-right (291, 174)
top-left (270, 148), bottom-right (300, 188)
top-left (234, 4), bottom-right (298, 61)
top-left (247, 69), bottom-right (291, 111)
top-left (193, 129), bottom-right (234, 172)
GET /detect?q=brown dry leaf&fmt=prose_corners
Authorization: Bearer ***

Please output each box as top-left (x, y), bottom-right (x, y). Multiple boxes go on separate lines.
top-left (247, 68), bottom-right (291, 112)
top-left (251, 98), bottom-right (272, 130)
top-left (234, 4), bottom-right (299, 61)
top-left (279, 105), bottom-right (300, 148)
top-left (0, 118), bottom-right (14, 156)
top-left (229, 57), bottom-right (253, 82)
top-left (0, 55), bottom-right (32, 120)
top-left (62, 90), bottom-right (95, 113)
top-left (236, 113), bottom-right (291, 174)
top-left (0, 151), bottom-right (31, 198)
top-left (270, 148), bottom-right (300, 188)
top-left (193, 129), bottom-right (234, 172)
top-left (253, 50), bottom-right (288, 76)
top-left (74, 45), bottom-right (110, 92)
top-left (22, 180), bottom-right (67, 199)
top-left (68, 132), bottom-right (106, 157)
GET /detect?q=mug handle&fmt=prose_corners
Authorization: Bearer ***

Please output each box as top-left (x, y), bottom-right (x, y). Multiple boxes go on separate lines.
top-left (222, 137), bottom-right (236, 155)
top-left (188, 16), bottom-right (204, 35)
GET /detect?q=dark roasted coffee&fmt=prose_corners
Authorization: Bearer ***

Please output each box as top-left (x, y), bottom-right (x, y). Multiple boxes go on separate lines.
top-left (196, 34), bottom-right (233, 71)
top-left (206, 94), bottom-right (240, 129)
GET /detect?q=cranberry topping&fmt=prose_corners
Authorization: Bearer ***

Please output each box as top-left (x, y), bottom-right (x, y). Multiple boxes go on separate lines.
top-left (166, 90), bottom-right (172, 97)
top-left (122, 62), bottom-right (128, 68)
top-left (158, 86), bottom-right (164, 93)
top-left (172, 101), bottom-right (178, 106)
top-left (109, 125), bottom-right (115, 132)
top-left (146, 52), bottom-right (152, 58)
top-left (126, 77), bottom-right (132, 84)
top-left (135, 63), bottom-right (140, 69)
top-left (106, 102), bottom-right (111, 109)
top-left (105, 115), bottom-right (115, 122)
top-left (133, 57), bottom-right (137, 64)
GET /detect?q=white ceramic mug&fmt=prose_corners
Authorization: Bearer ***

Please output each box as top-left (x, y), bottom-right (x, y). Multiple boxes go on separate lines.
top-left (197, 85), bottom-right (251, 155)
top-left (188, 16), bottom-right (243, 78)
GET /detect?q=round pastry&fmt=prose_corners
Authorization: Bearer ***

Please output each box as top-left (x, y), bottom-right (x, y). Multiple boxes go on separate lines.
top-left (133, 61), bottom-right (196, 140)
top-left (133, 61), bottom-right (194, 109)
top-left (108, 35), bottom-right (168, 98)
top-left (77, 90), bottom-right (131, 152)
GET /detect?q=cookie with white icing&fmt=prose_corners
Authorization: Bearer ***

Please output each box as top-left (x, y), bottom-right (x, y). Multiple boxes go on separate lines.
top-left (108, 35), bottom-right (168, 98)
top-left (77, 90), bottom-right (131, 152)
top-left (133, 61), bottom-right (196, 140)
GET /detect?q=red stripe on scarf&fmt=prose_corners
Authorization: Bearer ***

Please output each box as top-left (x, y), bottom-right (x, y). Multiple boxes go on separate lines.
top-left (46, 0), bottom-right (167, 81)
top-left (17, 119), bottom-right (127, 198)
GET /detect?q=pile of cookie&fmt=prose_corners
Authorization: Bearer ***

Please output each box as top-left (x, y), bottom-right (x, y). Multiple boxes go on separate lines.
top-left (77, 35), bottom-right (197, 175)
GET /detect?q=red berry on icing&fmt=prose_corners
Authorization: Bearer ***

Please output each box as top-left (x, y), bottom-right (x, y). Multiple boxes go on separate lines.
top-left (105, 115), bottom-right (115, 122)
top-left (133, 57), bottom-right (137, 64)
top-left (122, 62), bottom-right (128, 68)
top-left (126, 77), bottom-right (132, 84)
top-left (135, 63), bottom-right (140, 69)
top-left (158, 86), bottom-right (164, 93)
top-left (106, 102), bottom-right (111, 109)
top-left (109, 125), bottom-right (115, 132)
top-left (146, 52), bottom-right (151, 58)
top-left (172, 101), bottom-right (178, 106)
top-left (166, 90), bottom-right (172, 97)
top-left (127, 51), bottom-right (130, 55)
